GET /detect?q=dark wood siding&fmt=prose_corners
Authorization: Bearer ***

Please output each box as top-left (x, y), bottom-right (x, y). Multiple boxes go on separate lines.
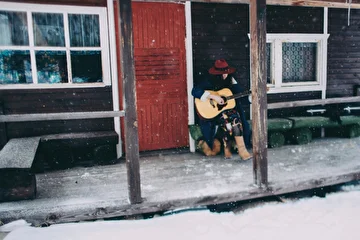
top-left (266, 5), bottom-right (323, 117)
top-left (192, 3), bottom-right (250, 88)
top-left (266, 6), bottom-right (323, 117)
top-left (192, 4), bottom-right (323, 86)
top-left (267, 92), bottom-right (322, 118)
top-left (192, 3), bottom-right (323, 119)
top-left (0, 87), bottom-right (114, 139)
top-left (267, 5), bottom-right (323, 33)
top-left (327, 9), bottom-right (360, 98)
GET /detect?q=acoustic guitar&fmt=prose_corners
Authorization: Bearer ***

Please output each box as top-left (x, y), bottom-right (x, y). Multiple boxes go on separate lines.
top-left (195, 88), bottom-right (251, 119)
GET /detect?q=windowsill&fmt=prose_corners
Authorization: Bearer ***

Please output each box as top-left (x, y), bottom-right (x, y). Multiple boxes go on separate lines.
top-left (267, 85), bottom-right (323, 94)
top-left (0, 82), bottom-right (110, 90)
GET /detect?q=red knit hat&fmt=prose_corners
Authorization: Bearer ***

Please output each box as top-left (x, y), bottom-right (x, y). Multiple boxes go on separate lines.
top-left (208, 59), bottom-right (236, 75)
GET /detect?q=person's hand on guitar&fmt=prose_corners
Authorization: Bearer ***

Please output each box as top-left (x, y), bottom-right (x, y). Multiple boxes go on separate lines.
top-left (208, 94), bottom-right (224, 105)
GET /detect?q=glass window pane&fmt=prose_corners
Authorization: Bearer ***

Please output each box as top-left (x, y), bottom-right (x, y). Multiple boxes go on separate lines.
top-left (33, 13), bottom-right (65, 47)
top-left (0, 11), bottom-right (28, 46)
top-left (282, 42), bottom-right (317, 83)
top-left (266, 43), bottom-right (271, 84)
top-left (71, 51), bottom-right (102, 83)
top-left (69, 14), bottom-right (100, 47)
top-left (36, 51), bottom-right (68, 83)
top-left (0, 50), bottom-right (32, 84)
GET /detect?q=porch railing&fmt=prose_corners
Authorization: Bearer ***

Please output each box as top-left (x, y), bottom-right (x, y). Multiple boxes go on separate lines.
top-left (268, 96), bottom-right (360, 110)
top-left (0, 111), bottom-right (125, 123)
top-left (1, 95), bottom-right (358, 123)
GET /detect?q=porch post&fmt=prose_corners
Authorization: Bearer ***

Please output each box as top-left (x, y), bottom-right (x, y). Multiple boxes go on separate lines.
top-left (250, 0), bottom-right (268, 187)
top-left (117, 0), bottom-right (142, 203)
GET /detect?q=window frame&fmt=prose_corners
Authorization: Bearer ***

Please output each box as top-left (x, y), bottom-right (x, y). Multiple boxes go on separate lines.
top-left (0, 2), bottom-right (111, 89)
top-left (266, 33), bottom-right (329, 93)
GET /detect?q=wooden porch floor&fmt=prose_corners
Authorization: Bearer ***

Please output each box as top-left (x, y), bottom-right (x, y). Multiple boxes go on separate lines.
top-left (1, 137), bottom-right (360, 225)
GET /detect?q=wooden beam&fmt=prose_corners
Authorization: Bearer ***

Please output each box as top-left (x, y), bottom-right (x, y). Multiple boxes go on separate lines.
top-left (132, 0), bottom-right (360, 9)
top-left (268, 96), bottom-right (360, 109)
top-left (267, 0), bottom-right (360, 9)
top-left (117, 0), bottom-right (142, 204)
top-left (0, 111), bottom-right (125, 123)
top-left (250, 0), bottom-right (268, 188)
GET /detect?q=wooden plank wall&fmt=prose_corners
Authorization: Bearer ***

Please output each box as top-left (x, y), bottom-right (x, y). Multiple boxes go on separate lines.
top-left (267, 5), bottom-right (323, 33)
top-left (265, 5), bottom-right (324, 117)
top-left (191, 3), bottom-right (325, 119)
top-left (191, 4), bottom-right (323, 84)
top-left (191, 3), bottom-right (250, 87)
top-left (0, 87), bottom-right (115, 139)
top-left (328, 9), bottom-right (360, 98)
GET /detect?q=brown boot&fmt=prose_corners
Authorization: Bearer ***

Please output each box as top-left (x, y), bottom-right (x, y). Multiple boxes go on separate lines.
top-left (212, 139), bottom-right (221, 156)
top-left (234, 136), bottom-right (252, 161)
top-left (223, 141), bottom-right (232, 159)
top-left (198, 140), bottom-right (215, 156)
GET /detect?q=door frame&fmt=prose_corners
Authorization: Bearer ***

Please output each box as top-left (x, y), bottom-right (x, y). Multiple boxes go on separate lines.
top-left (185, 2), bottom-right (195, 152)
top-left (110, 1), bottom-right (195, 155)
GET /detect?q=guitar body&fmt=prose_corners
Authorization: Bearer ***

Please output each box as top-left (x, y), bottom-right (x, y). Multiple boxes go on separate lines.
top-left (195, 88), bottom-right (236, 119)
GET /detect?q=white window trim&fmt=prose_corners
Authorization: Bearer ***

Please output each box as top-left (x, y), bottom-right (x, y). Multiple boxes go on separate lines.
top-left (266, 33), bottom-right (330, 94)
top-left (0, 2), bottom-right (111, 89)
top-left (249, 33), bottom-right (329, 94)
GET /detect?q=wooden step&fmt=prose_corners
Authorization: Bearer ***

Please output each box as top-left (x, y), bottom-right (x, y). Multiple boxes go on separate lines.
top-left (0, 137), bottom-right (40, 169)
top-left (0, 137), bottom-right (40, 202)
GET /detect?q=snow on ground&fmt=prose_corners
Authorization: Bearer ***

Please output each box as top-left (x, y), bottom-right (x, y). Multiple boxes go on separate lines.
top-left (1, 183), bottom-right (360, 240)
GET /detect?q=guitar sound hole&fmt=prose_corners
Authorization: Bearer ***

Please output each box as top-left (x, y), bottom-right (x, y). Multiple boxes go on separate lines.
top-left (217, 97), bottom-right (227, 111)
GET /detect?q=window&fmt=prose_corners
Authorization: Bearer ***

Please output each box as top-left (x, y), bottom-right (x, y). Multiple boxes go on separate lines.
top-left (266, 34), bottom-right (329, 93)
top-left (0, 3), bottom-right (110, 88)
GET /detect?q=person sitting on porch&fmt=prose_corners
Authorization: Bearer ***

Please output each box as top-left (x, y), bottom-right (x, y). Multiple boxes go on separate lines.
top-left (191, 59), bottom-right (252, 160)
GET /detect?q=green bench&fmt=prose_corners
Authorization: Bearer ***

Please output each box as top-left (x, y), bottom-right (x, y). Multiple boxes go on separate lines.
top-left (189, 118), bottom-right (293, 149)
top-left (284, 115), bottom-right (360, 145)
top-left (263, 118), bottom-right (293, 148)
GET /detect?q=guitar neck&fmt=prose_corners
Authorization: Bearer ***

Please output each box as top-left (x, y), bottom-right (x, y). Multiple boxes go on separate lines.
top-left (226, 90), bottom-right (251, 101)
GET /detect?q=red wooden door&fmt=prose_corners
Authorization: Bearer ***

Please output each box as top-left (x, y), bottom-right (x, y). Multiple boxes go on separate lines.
top-left (132, 3), bottom-right (188, 151)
